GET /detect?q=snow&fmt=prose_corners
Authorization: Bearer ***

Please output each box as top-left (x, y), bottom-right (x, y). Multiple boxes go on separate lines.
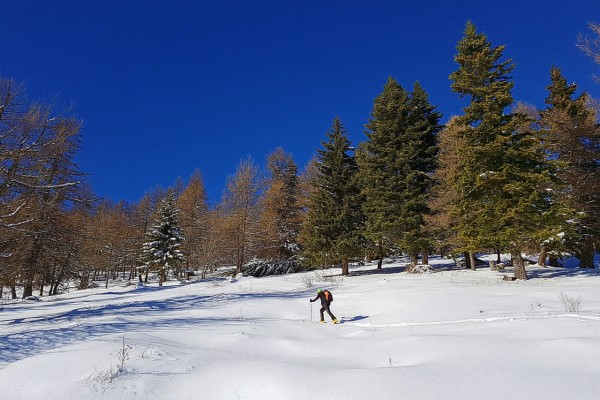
top-left (2, 257), bottom-right (600, 400)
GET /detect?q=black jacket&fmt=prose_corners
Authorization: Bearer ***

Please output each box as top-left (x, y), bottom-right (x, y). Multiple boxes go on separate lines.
top-left (311, 291), bottom-right (332, 306)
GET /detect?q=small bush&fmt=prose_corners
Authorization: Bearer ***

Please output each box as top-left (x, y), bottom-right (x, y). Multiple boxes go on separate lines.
top-left (557, 292), bottom-right (582, 312)
top-left (300, 273), bottom-right (314, 289)
top-left (243, 258), bottom-right (301, 277)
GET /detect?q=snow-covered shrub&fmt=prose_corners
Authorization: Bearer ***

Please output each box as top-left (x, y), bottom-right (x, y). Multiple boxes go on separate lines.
top-left (313, 270), bottom-right (343, 285)
top-left (407, 264), bottom-right (432, 274)
top-left (300, 273), bottom-right (314, 288)
top-left (242, 258), bottom-right (301, 277)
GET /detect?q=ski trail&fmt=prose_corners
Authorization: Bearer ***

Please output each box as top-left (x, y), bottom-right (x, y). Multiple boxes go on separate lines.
top-left (350, 313), bottom-right (600, 328)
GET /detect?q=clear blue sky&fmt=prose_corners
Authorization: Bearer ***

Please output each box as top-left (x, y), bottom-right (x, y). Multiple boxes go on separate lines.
top-left (2, 0), bottom-right (598, 204)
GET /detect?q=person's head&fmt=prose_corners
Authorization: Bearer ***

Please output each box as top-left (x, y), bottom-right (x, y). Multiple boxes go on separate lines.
top-left (317, 289), bottom-right (322, 294)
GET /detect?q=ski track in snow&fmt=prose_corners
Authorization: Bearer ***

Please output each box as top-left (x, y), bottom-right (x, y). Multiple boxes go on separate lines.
top-left (350, 313), bottom-right (600, 328)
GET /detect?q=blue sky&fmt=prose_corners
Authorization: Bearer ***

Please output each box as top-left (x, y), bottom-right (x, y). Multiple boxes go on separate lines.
top-left (1, 0), bottom-right (598, 204)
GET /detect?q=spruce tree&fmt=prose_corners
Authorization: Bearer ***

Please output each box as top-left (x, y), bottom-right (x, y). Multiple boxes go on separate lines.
top-left (141, 191), bottom-right (185, 285)
top-left (449, 22), bottom-right (557, 279)
top-left (300, 117), bottom-right (364, 275)
top-left (357, 78), bottom-right (441, 269)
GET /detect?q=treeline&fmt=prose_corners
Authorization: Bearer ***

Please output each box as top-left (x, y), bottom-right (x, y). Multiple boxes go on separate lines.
top-left (2, 22), bottom-right (600, 298)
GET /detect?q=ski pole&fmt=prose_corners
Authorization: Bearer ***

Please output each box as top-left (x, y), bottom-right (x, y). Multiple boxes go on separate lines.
top-left (310, 301), bottom-right (313, 323)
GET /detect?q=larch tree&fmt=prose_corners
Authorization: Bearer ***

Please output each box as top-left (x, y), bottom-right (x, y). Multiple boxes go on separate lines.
top-left (426, 117), bottom-right (469, 259)
top-left (0, 84), bottom-right (86, 297)
top-left (300, 117), bottom-right (364, 275)
top-left (221, 157), bottom-right (265, 275)
top-left (259, 148), bottom-right (303, 259)
top-left (577, 22), bottom-right (600, 82)
top-left (140, 191), bottom-right (185, 286)
top-left (177, 169), bottom-right (210, 273)
top-left (541, 66), bottom-right (600, 268)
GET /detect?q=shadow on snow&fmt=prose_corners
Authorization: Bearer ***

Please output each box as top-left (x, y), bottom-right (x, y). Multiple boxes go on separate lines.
top-left (0, 290), bottom-right (305, 365)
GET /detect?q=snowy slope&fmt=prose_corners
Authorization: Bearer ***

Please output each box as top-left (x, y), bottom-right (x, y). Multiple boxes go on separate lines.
top-left (1, 257), bottom-right (599, 400)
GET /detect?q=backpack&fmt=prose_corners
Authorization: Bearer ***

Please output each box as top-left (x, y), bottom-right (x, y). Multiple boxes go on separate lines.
top-left (324, 290), bottom-right (333, 302)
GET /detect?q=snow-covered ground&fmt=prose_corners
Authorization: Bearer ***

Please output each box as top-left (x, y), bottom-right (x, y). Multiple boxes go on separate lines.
top-left (1, 257), bottom-right (599, 400)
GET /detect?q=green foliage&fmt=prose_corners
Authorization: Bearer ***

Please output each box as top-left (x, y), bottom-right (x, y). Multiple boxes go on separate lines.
top-left (357, 78), bottom-right (441, 260)
top-left (448, 21), bottom-right (560, 262)
top-left (140, 191), bottom-right (185, 271)
top-left (300, 117), bottom-right (364, 267)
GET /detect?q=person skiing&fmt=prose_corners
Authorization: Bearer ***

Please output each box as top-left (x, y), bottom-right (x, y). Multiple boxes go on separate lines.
top-left (310, 289), bottom-right (338, 323)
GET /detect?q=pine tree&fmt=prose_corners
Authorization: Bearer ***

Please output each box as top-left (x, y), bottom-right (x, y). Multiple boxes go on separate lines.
top-left (357, 78), bottom-right (441, 269)
top-left (140, 191), bottom-right (185, 285)
top-left (300, 117), bottom-right (364, 275)
top-left (541, 67), bottom-right (600, 268)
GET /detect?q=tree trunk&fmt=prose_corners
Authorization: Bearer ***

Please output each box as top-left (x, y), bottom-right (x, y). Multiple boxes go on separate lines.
top-left (468, 252), bottom-right (476, 271)
top-left (422, 250), bottom-right (429, 265)
top-left (341, 257), bottom-right (349, 276)
top-left (11, 285), bottom-right (17, 299)
top-left (512, 251), bottom-right (528, 280)
top-left (463, 252), bottom-right (470, 269)
top-left (412, 252), bottom-right (419, 267)
top-left (79, 272), bottom-right (89, 289)
top-left (549, 254), bottom-right (559, 267)
top-left (538, 247), bottom-right (547, 267)
top-left (496, 248), bottom-right (501, 264)
top-left (22, 280), bottom-right (33, 299)
top-left (377, 240), bottom-right (383, 269)
top-left (579, 239), bottom-right (595, 268)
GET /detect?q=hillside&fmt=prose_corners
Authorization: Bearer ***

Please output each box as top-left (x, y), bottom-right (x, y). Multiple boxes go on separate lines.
top-left (1, 257), bottom-right (599, 400)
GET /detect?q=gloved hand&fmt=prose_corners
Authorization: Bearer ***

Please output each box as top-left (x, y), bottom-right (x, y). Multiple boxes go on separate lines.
top-left (309, 299), bottom-right (314, 302)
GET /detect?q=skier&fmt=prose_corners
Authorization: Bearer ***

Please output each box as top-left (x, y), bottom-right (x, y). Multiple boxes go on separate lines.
top-left (310, 289), bottom-right (339, 323)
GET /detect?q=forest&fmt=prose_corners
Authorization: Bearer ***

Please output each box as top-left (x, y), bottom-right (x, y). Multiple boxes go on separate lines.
top-left (1, 22), bottom-right (599, 299)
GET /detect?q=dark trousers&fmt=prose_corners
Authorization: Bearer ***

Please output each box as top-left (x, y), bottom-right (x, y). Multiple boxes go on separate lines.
top-left (320, 302), bottom-right (336, 321)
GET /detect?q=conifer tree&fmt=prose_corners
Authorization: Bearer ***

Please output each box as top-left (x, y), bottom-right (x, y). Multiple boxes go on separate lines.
top-left (449, 22), bottom-right (557, 279)
top-left (300, 117), bottom-right (364, 275)
top-left (178, 170), bottom-right (209, 273)
top-left (426, 117), bottom-right (469, 259)
top-left (449, 21), bottom-right (516, 270)
top-left (541, 67), bottom-right (600, 267)
top-left (260, 148), bottom-right (303, 259)
top-left (221, 157), bottom-right (264, 275)
top-left (357, 78), bottom-right (441, 269)
top-left (141, 191), bottom-right (185, 285)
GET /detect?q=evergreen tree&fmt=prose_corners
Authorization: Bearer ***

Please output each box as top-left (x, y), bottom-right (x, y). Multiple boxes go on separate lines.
top-left (141, 191), bottom-right (185, 285)
top-left (449, 22), bottom-right (515, 269)
top-left (300, 117), bottom-right (364, 275)
top-left (357, 78), bottom-right (441, 269)
top-left (449, 22), bottom-right (556, 279)
top-left (541, 67), bottom-right (600, 267)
